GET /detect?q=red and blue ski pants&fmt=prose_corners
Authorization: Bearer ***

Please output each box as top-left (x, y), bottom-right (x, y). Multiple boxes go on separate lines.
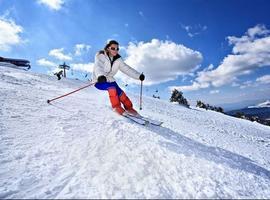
top-left (95, 81), bottom-right (133, 114)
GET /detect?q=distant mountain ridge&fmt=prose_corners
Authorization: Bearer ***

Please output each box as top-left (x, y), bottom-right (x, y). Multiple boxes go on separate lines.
top-left (248, 100), bottom-right (270, 108)
top-left (227, 100), bottom-right (270, 120)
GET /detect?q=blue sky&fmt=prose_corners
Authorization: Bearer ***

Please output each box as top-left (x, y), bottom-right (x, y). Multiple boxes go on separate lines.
top-left (1, 0), bottom-right (270, 110)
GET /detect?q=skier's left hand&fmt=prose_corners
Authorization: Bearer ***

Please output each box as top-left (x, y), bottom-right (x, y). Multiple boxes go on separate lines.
top-left (97, 75), bottom-right (107, 83)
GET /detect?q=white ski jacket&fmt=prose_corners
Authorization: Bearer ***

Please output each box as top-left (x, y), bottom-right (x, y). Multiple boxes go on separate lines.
top-left (93, 51), bottom-right (140, 83)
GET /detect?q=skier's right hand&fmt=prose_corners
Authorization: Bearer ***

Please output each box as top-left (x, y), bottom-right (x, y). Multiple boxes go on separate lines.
top-left (97, 75), bottom-right (107, 83)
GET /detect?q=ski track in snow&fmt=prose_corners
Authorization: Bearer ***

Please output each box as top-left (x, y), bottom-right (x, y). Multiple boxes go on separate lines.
top-left (1, 66), bottom-right (270, 198)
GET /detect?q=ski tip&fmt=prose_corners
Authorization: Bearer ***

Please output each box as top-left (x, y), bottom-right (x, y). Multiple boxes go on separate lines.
top-left (47, 100), bottom-right (51, 104)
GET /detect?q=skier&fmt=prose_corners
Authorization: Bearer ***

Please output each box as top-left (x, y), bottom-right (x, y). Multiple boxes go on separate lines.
top-left (54, 68), bottom-right (63, 80)
top-left (93, 40), bottom-right (145, 116)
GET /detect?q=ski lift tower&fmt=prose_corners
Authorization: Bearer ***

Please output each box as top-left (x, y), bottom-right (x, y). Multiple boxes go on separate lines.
top-left (59, 62), bottom-right (70, 78)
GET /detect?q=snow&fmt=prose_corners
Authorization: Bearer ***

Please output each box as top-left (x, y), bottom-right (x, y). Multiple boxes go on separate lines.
top-left (1, 66), bottom-right (270, 198)
top-left (248, 100), bottom-right (270, 108)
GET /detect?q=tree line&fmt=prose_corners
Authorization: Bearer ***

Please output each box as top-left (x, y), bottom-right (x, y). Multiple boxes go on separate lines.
top-left (169, 89), bottom-right (224, 113)
top-left (169, 89), bottom-right (269, 126)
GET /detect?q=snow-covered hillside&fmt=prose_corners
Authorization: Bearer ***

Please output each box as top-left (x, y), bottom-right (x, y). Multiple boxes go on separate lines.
top-left (1, 66), bottom-right (270, 199)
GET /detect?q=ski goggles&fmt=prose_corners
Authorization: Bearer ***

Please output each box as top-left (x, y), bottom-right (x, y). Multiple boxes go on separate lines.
top-left (109, 47), bottom-right (119, 51)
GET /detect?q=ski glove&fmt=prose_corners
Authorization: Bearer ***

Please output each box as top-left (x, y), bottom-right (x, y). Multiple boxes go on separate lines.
top-left (97, 75), bottom-right (107, 83)
top-left (139, 73), bottom-right (145, 81)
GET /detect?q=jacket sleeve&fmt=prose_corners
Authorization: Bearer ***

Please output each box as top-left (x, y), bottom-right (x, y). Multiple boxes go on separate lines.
top-left (119, 58), bottom-right (140, 80)
top-left (94, 53), bottom-right (107, 78)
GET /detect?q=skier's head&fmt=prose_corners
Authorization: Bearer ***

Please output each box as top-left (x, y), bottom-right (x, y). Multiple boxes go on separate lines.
top-left (104, 40), bottom-right (119, 57)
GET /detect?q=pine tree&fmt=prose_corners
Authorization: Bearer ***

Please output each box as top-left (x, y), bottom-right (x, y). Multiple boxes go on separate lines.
top-left (196, 100), bottom-right (224, 113)
top-left (170, 89), bottom-right (189, 107)
top-left (196, 100), bottom-right (207, 109)
top-left (217, 107), bottom-right (224, 113)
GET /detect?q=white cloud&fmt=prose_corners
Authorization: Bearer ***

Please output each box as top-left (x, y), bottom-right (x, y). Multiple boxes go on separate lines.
top-left (169, 81), bottom-right (209, 92)
top-left (206, 64), bottom-right (214, 71)
top-left (74, 44), bottom-right (91, 56)
top-left (256, 75), bottom-right (270, 84)
top-left (37, 58), bottom-right (57, 68)
top-left (181, 23), bottom-right (207, 38)
top-left (49, 48), bottom-right (72, 61)
top-left (121, 39), bottom-right (202, 85)
top-left (37, 0), bottom-right (64, 10)
top-left (0, 16), bottom-right (23, 51)
top-left (239, 81), bottom-right (254, 89)
top-left (228, 25), bottom-right (270, 55)
top-left (247, 24), bottom-right (270, 39)
top-left (210, 90), bottom-right (220, 94)
top-left (71, 62), bottom-right (94, 73)
top-left (139, 11), bottom-right (144, 17)
top-left (232, 82), bottom-right (240, 87)
top-left (175, 24), bottom-right (270, 91)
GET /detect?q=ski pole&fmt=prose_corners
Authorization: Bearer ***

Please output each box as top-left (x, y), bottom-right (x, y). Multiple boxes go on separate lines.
top-left (139, 80), bottom-right (143, 110)
top-left (47, 82), bottom-right (95, 103)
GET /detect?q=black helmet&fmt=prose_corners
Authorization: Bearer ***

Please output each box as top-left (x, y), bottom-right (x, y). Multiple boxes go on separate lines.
top-left (104, 40), bottom-right (119, 50)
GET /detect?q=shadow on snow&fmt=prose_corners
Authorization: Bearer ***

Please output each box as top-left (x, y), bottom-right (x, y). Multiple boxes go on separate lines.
top-left (147, 125), bottom-right (270, 180)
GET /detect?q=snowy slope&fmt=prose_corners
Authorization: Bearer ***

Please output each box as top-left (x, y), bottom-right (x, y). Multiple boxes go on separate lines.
top-left (1, 66), bottom-right (270, 199)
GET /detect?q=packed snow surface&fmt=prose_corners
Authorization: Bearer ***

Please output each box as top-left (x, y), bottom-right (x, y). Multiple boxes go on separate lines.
top-left (1, 66), bottom-right (270, 198)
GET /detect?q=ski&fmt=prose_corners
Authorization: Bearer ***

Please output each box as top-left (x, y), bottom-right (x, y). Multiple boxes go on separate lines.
top-left (126, 113), bottom-right (163, 126)
top-left (140, 115), bottom-right (163, 126)
top-left (124, 114), bottom-right (149, 126)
